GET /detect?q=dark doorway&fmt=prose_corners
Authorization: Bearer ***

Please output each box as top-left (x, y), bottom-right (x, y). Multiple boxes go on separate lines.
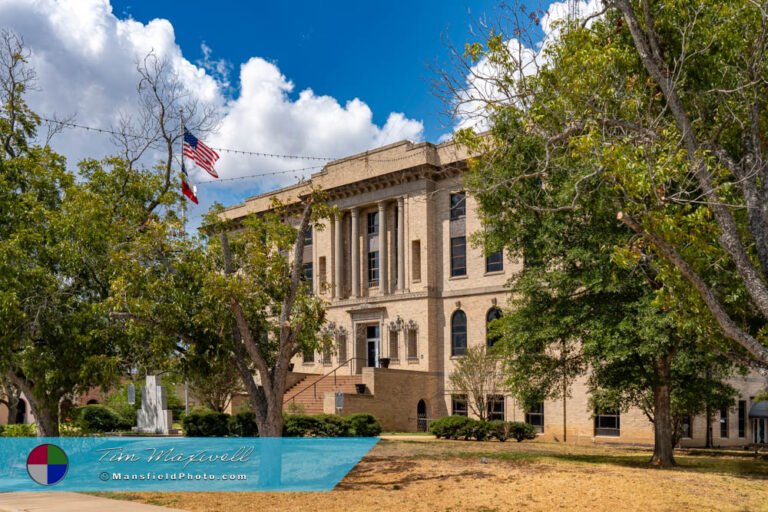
top-left (366, 325), bottom-right (379, 367)
top-left (417, 399), bottom-right (427, 432)
top-left (15, 399), bottom-right (26, 424)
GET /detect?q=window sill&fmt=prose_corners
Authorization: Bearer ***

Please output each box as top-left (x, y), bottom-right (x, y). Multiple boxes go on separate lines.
top-left (484, 270), bottom-right (504, 276)
top-left (449, 355), bottom-right (465, 359)
top-left (407, 358), bottom-right (419, 364)
top-left (448, 274), bottom-right (468, 281)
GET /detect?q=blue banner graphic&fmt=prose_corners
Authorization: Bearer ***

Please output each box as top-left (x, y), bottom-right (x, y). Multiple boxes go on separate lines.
top-left (0, 437), bottom-right (378, 492)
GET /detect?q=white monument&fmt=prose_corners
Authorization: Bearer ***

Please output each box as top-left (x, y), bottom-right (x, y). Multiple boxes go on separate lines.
top-left (136, 375), bottom-right (173, 434)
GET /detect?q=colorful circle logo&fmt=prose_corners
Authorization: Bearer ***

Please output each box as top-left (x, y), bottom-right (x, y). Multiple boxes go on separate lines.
top-left (27, 444), bottom-right (68, 486)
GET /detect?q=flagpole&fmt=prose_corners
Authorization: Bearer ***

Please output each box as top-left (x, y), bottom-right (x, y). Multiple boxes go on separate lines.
top-left (179, 108), bottom-right (186, 238)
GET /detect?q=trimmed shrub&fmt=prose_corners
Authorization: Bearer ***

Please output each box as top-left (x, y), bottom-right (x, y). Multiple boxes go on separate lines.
top-left (489, 420), bottom-right (510, 442)
top-left (228, 411), bottom-right (259, 437)
top-left (75, 405), bottom-right (130, 433)
top-left (315, 414), bottom-right (351, 436)
top-left (465, 420), bottom-right (492, 441)
top-left (0, 423), bottom-right (36, 437)
top-left (182, 411), bottom-right (229, 437)
top-left (345, 413), bottom-right (382, 437)
top-left (283, 414), bottom-right (324, 437)
top-left (429, 415), bottom-right (473, 440)
top-left (509, 421), bottom-right (537, 442)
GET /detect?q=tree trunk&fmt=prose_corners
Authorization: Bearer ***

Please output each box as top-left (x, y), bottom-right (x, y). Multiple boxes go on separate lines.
top-left (260, 400), bottom-right (285, 437)
top-left (650, 355), bottom-right (675, 467)
top-left (35, 406), bottom-right (60, 437)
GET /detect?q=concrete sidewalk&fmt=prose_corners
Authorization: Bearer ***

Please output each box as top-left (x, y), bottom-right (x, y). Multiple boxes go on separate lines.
top-left (0, 492), bottom-right (186, 512)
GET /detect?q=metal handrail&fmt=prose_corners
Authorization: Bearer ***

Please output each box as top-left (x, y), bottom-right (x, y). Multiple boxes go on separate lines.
top-left (283, 357), bottom-right (367, 404)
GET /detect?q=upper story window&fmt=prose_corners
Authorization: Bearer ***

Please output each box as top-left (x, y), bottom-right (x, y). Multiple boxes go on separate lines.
top-left (450, 192), bottom-right (466, 220)
top-left (486, 307), bottom-right (503, 347)
top-left (451, 310), bottom-right (467, 356)
top-left (303, 225), bottom-right (313, 246)
top-left (367, 211), bottom-right (379, 235)
top-left (302, 262), bottom-right (313, 282)
top-left (450, 236), bottom-right (467, 277)
top-left (486, 250), bottom-right (503, 273)
top-left (368, 251), bottom-right (380, 286)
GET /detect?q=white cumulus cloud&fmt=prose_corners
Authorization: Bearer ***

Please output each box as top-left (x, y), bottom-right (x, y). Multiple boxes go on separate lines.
top-left (0, 0), bottom-right (424, 214)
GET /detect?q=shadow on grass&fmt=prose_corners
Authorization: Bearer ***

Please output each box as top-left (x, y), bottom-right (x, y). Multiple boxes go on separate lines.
top-left (440, 449), bottom-right (768, 479)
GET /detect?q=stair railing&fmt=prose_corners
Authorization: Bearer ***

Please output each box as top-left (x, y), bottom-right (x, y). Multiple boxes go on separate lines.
top-left (283, 357), bottom-right (367, 404)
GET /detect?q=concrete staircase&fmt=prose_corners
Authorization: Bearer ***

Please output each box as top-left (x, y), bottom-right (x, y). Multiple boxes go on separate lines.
top-left (283, 373), bottom-right (362, 415)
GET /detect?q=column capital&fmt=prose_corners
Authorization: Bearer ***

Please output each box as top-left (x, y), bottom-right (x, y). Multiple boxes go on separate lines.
top-left (350, 206), bottom-right (360, 217)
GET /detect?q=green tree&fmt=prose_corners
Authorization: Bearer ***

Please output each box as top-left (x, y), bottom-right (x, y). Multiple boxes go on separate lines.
top-left (0, 31), bottom-right (201, 435)
top-left (448, 345), bottom-right (504, 420)
top-left (448, 0), bottom-right (768, 368)
top-left (111, 197), bottom-right (333, 437)
top-left (442, 1), bottom-right (768, 465)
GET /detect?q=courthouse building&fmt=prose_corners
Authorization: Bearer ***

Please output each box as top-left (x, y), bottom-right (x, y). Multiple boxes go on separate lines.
top-left (220, 138), bottom-right (768, 447)
top-left (2, 138), bottom-right (766, 447)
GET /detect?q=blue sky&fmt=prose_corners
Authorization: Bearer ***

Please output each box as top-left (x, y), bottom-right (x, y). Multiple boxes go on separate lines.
top-left (111, 0), bottom-right (520, 142)
top-left (1, 0), bottom-right (563, 224)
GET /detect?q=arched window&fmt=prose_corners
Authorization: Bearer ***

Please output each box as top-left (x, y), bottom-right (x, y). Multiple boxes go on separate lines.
top-left (486, 307), bottom-right (503, 347)
top-left (451, 310), bottom-right (467, 356)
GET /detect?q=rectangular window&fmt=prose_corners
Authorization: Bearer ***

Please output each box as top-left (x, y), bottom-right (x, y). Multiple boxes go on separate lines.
top-left (487, 395), bottom-right (505, 421)
top-left (486, 250), bottom-right (503, 273)
top-left (318, 257), bottom-right (327, 291)
top-left (681, 415), bottom-right (693, 438)
top-left (367, 251), bottom-right (379, 286)
top-left (407, 329), bottom-right (418, 360)
top-left (389, 330), bottom-right (399, 361)
top-left (450, 192), bottom-right (466, 220)
top-left (452, 394), bottom-right (468, 416)
top-left (302, 350), bottom-right (314, 364)
top-left (720, 405), bottom-right (729, 438)
top-left (321, 346), bottom-right (332, 365)
top-left (302, 262), bottom-right (313, 282)
top-left (411, 240), bottom-right (421, 282)
top-left (337, 334), bottom-right (347, 363)
top-left (303, 225), bottom-right (313, 246)
top-left (738, 400), bottom-right (746, 438)
top-left (450, 236), bottom-right (467, 277)
top-left (367, 211), bottom-right (379, 235)
top-left (594, 409), bottom-right (620, 437)
top-left (525, 402), bottom-right (544, 433)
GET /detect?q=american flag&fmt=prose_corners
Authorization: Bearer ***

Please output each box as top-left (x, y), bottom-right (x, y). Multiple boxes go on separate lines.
top-left (183, 129), bottom-right (219, 178)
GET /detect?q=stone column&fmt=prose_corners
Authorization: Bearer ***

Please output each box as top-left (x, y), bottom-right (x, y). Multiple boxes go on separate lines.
top-left (351, 208), bottom-right (360, 298)
top-left (334, 212), bottom-right (343, 299)
top-left (378, 201), bottom-right (388, 294)
top-left (397, 196), bottom-right (405, 292)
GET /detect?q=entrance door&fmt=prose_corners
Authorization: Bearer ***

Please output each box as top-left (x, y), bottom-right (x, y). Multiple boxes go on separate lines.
top-left (417, 399), bottom-right (427, 432)
top-left (366, 325), bottom-right (380, 367)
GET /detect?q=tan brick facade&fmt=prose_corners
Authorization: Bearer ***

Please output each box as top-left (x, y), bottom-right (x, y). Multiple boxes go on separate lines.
top-left (217, 138), bottom-right (768, 443)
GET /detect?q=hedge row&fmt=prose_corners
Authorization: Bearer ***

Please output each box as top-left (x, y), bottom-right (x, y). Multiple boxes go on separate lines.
top-left (283, 413), bottom-right (382, 437)
top-left (181, 411), bottom-right (381, 437)
top-left (182, 411), bottom-right (259, 437)
top-left (0, 423), bottom-right (36, 437)
top-left (429, 416), bottom-right (537, 442)
top-left (74, 404), bottom-right (133, 433)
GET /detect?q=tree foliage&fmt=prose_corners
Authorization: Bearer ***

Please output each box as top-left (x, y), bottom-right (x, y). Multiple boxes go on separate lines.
top-left (453, 0), bottom-right (768, 368)
top-left (449, 1), bottom-right (758, 466)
